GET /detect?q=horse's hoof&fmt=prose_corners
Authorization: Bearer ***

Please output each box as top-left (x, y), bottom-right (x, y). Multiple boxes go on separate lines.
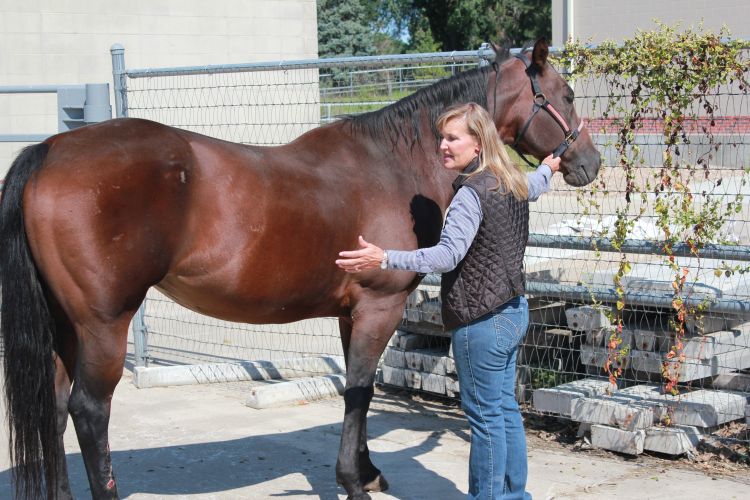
top-left (346, 493), bottom-right (372, 500)
top-left (363, 473), bottom-right (389, 493)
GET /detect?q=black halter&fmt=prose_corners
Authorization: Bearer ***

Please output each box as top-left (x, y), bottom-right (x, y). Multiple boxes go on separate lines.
top-left (510, 52), bottom-right (584, 168)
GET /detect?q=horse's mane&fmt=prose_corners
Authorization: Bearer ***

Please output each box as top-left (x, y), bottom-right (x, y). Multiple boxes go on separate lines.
top-left (343, 46), bottom-right (517, 150)
top-left (342, 65), bottom-right (491, 150)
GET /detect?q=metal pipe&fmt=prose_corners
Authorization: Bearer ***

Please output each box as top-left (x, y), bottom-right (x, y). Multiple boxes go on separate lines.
top-left (528, 234), bottom-right (750, 262)
top-left (419, 274), bottom-right (749, 315)
top-left (527, 282), bottom-right (750, 315)
top-left (0, 85), bottom-right (61, 93)
top-left (0, 134), bottom-right (51, 142)
top-left (122, 50), bottom-right (496, 79)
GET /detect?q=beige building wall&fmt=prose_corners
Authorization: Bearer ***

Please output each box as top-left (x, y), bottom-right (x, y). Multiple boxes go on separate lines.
top-left (552, 0), bottom-right (749, 46)
top-left (1, 0), bottom-right (318, 178)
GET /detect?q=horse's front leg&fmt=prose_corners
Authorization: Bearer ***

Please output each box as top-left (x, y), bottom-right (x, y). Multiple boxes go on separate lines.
top-left (337, 318), bottom-right (390, 494)
top-left (336, 296), bottom-right (405, 500)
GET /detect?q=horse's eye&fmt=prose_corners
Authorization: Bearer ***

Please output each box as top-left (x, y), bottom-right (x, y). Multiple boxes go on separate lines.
top-left (565, 94), bottom-right (575, 104)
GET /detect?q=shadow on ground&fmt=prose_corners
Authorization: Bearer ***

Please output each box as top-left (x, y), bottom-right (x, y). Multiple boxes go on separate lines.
top-left (1, 393), bottom-right (469, 499)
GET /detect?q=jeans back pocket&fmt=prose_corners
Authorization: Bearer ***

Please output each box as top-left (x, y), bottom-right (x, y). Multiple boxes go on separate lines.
top-left (493, 301), bottom-right (529, 351)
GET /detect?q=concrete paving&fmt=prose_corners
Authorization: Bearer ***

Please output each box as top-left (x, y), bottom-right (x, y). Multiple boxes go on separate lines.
top-left (1, 369), bottom-right (748, 499)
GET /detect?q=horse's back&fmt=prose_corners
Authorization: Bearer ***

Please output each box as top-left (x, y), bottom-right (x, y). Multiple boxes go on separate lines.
top-left (23, 118), bottom-right (421, 324)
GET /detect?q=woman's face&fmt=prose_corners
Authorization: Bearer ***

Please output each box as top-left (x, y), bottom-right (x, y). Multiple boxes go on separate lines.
top-left (439, 117), bottom-right (480, 171)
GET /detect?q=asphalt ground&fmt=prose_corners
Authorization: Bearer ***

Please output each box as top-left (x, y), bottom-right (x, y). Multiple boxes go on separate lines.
top-left (1, 368), bottom-right (749, 499)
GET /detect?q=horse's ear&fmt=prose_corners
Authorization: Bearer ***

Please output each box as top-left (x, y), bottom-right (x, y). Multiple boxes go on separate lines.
top-left (531, 38), bottom-right (549, 71)
top-left (490, 41), bottom-right (511, 64)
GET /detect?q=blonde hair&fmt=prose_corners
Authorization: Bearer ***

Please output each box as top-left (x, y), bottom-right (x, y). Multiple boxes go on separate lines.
top-left (436, 102), bottom-right (528, 200)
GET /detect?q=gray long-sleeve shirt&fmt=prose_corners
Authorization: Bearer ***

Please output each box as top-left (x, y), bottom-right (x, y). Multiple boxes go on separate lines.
top-left (387, 164), bottom-right (553, 273)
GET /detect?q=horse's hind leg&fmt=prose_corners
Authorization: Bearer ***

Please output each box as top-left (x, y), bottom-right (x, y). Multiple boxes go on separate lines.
top-left (49, 311), bottom-right (78, 499)
top-left (67, 315), bottom-right (131, 499)
top-left (336, 296), bottom-right (405, 500)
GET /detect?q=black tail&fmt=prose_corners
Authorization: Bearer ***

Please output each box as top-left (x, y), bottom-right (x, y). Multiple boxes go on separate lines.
top-left (0, 142), bottom-right (57, 499)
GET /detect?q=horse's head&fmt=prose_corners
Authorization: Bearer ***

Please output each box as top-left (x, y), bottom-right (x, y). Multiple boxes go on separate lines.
top-left (489, 39), bottom-right (600, 187)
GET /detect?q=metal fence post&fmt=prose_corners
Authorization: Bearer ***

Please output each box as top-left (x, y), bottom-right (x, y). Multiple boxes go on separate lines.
top-left (477, 42), bottom-right (492, 67)
top-left (110, 43), bottom-right (128, 118)
top-left (132, 301), bottom-right (149, 367)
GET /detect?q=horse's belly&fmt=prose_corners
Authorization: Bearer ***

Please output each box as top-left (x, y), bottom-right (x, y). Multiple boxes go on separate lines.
top-left (154, 278), bottom-right (344, 325)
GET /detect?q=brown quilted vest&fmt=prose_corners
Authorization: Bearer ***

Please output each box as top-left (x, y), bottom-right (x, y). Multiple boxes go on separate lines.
top-left (441, 167), bottom-right (529, 330)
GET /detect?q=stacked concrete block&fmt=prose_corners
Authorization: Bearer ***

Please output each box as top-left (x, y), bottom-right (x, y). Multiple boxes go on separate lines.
top-left (403, 289), bottom-right (431, 323)
top-left (591, 424), bottom-right (645, 455)
top-left (567, 301), bottom-right (750, 383)
top-left (557, 379), bottom-right (748, 456)
top-left (392, 329), bottom-right (432, 350)
top-left (565, 305), bottom-right (637, 375)
top-left (404, 348), bottom-right (448, 375)
top-left (532, 377), bottom-right (615, 416)
top-left (403, 289), bottom-right (442, 326)
top-left (711, 372), bottom-right (750, 392)
top-left (420, 350), bottom-right (449, 375)
top-left (629, 350), bottom-right (663, 374)
top-left (520, 327), bottom-right (583, 378)
top-left (630, 327), bottom-right (750, 382)
top-left (632, 328), bottom-right (671, 352)
top-left (571, 396), bottom-right (656, 431)
top-left (644, 425), bottom-right (704, 455)
top-left (445, 376), bottom-right (460, 398)
top-left (381, 365), bottom-right (406, 387)
top-left (580, 343), bottom-right (631, 372)
top-left (618, 385), bottom-right (748, 427)
top-left (585, 326), bottom-right (609, 347)
top-left (422, 373), bottom-right (446, 394)
top-left (384, 347), bottom-right (406, 368)
top-left (528, 300), bottom-right (568, 327)
top-left (404, 369), bottom-right (422, 389)
top-left (565, 305), bottom-right (611, 332)
top-left (566, 383), bottom-right (698, 456)
top-left (381, 331), bottom-right (455, 396)
top-left (685, 315), bottom-right (729, 335)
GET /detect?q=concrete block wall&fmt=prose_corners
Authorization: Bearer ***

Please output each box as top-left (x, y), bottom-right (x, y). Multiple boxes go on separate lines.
top-left (1, 0), bottom-right (318, 177)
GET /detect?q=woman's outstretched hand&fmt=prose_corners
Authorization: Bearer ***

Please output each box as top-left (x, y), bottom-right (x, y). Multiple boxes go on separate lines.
top-left (542, 154), bottom-right (561, 174)
top-left (336, 235), bottom-right (385, 273)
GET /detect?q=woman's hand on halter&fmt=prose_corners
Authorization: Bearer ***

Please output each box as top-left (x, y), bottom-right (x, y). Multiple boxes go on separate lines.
top-left (542, 154), bottom-right (562, 174)
top-left (336, 236), bottom-right (385, 273)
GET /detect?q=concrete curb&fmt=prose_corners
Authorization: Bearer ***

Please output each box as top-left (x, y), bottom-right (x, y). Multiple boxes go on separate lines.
top-left (246, 374), bottom-right (347, 408)
top-left (132, 356), bottom-right (345, 388)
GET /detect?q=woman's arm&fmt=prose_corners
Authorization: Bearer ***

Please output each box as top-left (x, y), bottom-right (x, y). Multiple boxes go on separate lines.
top-left (527, 154), bottom-right (561, 201)
top-left (335, 186), bottom-right (482, 274)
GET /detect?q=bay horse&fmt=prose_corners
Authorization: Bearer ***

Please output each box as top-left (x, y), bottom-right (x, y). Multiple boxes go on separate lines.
top-left (1, 39), bottom-right (599, 499)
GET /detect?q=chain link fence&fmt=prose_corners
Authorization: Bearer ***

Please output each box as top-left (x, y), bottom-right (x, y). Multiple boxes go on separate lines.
top-left (114, 44), bottom-right (749, 453)
top-left (113, 48), bottom-right (494, 377)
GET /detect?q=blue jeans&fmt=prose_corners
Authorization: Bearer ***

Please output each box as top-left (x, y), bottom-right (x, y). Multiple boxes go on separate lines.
top-left (451, 296), bottom-right (531, 500)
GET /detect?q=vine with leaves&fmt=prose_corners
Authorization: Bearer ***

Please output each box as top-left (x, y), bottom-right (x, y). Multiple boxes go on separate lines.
top-left (556, 23), bottom-right (749, 394)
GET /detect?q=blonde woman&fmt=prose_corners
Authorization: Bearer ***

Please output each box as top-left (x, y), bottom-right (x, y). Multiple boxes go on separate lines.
top-left (336, 102), bottom-right (559, 499)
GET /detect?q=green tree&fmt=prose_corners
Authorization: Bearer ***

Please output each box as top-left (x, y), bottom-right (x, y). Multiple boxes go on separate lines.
top-left (412, 0), bottom-right (491, 51)
top-left (317, 0), bottom-right (377, 58)
top-left (317, 0), bottom-right (551, 57)
top-left (489, 0), bottom-right (552, 47)
top-left (408, 12), bottom-right (441, 53)
top-left (381, 0), bottom-right (552, 51)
